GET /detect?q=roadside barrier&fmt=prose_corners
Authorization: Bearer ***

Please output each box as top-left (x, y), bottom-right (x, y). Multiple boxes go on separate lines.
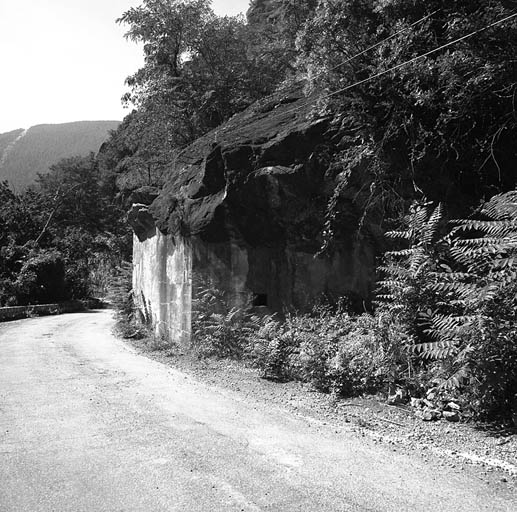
top-left (0, 300), bottom-right (105, 322)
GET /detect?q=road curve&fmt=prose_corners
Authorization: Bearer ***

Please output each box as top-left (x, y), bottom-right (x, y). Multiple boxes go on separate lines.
top-left (0, 311), bottom-right (514, 511)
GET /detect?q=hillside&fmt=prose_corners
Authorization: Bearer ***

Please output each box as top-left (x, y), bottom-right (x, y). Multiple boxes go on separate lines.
top-left (0, 121), bottom-right (120, 190)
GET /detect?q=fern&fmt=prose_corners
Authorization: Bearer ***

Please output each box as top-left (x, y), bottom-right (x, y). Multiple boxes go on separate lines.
top-left (377, 191), bottom-right (517, 398)
top-left (449, 192), bottom-right (517, 286)
top-left (376, 201), bottom-right (446, 317)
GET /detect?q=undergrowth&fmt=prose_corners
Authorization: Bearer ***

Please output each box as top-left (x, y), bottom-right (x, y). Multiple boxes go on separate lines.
top-left (107, 261), bottom-right (172, 352)
top-left (113, 192), bottom-right (517, 424)
top-left (190, 191), bottom-right (517, 424)
top-left (192, 287), bottom-right (406, 398)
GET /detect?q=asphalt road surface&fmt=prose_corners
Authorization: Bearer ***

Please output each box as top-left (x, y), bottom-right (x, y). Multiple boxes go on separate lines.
top-left (0, 311), bottom-right (515, 511)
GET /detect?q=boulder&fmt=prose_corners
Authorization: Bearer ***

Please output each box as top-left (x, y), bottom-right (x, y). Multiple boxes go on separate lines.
top-left (127, 203), bottom-right (156, 242)
top-left (416, 407), bottom-right (442, 421)
top-left (130, 84), bottom-right (381, 343)
top-left (387, 386), bottom-right (408, 405)
top-left (443, 410), bottom-right (460, 422)
top-left (410, 397), bottom-right (425, 409)
top-left (143, 84), bottom-right (380, 312)
top-left (446, 401), bottom-right (461, 411)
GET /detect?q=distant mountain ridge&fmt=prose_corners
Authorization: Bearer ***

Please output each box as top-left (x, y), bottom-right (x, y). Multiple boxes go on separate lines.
top-left (0, 120), bottom-right (120, 190)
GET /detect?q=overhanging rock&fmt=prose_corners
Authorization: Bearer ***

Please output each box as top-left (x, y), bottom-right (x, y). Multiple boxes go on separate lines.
top-left (130, 85), bottom-right (377, 344)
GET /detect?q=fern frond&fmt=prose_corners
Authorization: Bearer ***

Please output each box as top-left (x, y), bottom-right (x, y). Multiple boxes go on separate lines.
top-left (430, 281), bottom-right (478, 300)
top-left (408, 246), bottom-right (429, 274)
top-left (450, 246), bottom-right (495, 267)
top-left (481, 191), bottom-right (517, 220)
top-left (455, 220), bottom-right (516, 237)
top-left (438, 364), bottom-right (472, 390)
top-left (455, 236), bottom-right (517, 248)
top-left (385, 248), bottom-right (416, 257)
top-left (422, 203), bottom-right (444, 246)
top-left (377, 279), bottom-right (409, 291)
top-left (412, 203), bottom-right (432, 239)
top-left (413, 339), bottom-right (458, 359)
top-left (474, 282), bottom-right (501, 303)
top-left (430, 271), bottom-right (474, 282)
top-left (385, 230), bottom-right (411, 239)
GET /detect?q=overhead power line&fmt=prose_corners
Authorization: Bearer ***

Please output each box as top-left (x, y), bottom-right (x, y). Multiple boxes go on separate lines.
top-left (178, 9), bottom-right (517, 161)
top-left (325, 9), bottom-right (440, 75)
top-left (323, 10), bottom-right (517, 102)
top-left (181, 9), bottom-right (442, 159)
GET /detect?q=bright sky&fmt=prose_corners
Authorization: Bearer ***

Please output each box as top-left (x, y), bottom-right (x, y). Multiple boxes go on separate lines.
top-left (0, 0), bottom-right (249, 134)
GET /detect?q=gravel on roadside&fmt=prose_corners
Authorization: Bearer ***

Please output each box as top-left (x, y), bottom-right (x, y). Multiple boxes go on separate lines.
top-left (124, 337), bottom-right (517, 486)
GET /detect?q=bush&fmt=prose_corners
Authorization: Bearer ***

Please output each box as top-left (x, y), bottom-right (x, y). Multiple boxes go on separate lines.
top-left (107, 261), bottom-right (149, 340)
top-left (0, 278), bottom-right (16, 306)
top-left (246, 307), bottom-right (401, 397)
top-left (190, 282), bottom-right (404, 397)
top-left (465, 282), bottom-right (517, 421)
top-left (326, 315), bottom-right (394, 396)
top-left (191, 281), bottom-right (257, 358)
top-left (246, 315), bottom-right (299, 381)
top-left (13, 249), bottom-right (65, 305)
top-left (377, 193), bottom-right (517, 423)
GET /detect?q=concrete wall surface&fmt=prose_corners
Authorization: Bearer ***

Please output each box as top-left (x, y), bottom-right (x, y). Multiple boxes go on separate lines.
top-left (132, 229), bottom-right (192, 344)
top-left (133, 227), bottom-right (376, 344)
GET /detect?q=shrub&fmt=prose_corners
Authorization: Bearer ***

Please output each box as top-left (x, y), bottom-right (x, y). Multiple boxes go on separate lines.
top-left (13, 249), bottom-right (65, 305)
top-left (244, 315), bottom-right (288, 378)
top-left (377, 192), bottom-right (517, 422)
top-left (246, 307), bottom-right (399, 397)
top-left (0, 278), bottom-right (16, 306)
top-left (192, 307), bottom-right (251, 358)
top-left (191, 280), bottom-right (257, 358)
top-left (247, 316), bottom-right (301, 381)
top-left (190, 284), bottom-right (406, 397)
top-left (464, 282), bottom-right (517, 420)
top-left (107, 261), bottom-right (149, 340)
top-left (326, 315), bottom-right (395, 396)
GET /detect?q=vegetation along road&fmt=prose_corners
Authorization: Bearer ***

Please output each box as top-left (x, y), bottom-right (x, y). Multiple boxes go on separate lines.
top-left (0, 311), bottom-right (515, 511)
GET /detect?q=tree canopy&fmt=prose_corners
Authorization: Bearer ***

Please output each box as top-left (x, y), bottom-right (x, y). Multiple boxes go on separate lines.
top-left (297, 1), bottom-right (517, 209)
top-left (0, 155), bottom-right (130, 306)
top-left (105, 0), bottom-right (315, 192)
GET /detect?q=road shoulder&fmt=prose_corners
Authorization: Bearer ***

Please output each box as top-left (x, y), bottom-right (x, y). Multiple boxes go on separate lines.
top-left (123, 336), bottom-right (517, 491)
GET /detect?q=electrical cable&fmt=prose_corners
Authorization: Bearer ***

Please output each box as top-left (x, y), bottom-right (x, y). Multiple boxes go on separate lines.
top-left (323, 10), bottom-right (517, 102)
top-left (324, 9), bottom-right (440, 75)
top-left (176, 9), bottom-right (517, 162)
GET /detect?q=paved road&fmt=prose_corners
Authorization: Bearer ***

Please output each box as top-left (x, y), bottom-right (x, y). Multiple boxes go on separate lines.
top-left (0, 311), bottom-right (514, 511)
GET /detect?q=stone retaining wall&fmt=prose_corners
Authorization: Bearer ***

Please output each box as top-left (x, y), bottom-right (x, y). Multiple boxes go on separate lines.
top-left (0, 301), bottom-right (87, 322)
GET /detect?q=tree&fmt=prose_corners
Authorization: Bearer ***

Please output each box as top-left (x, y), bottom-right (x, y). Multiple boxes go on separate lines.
top-left (35, 154), bottom-right (131, 298)
top-left (112, 0), bottom-right (304, 194)
top-left (0, 152), bottom-right (131, 305)
top-left (246, 0), bottom-right (318, 83)
top-left (0, 182), bottom-right (42, 304)
top-left (297, 0), bottom-right (517, 242)
top-left (118, 1), bottom-right (245, 138)
top-left (37, 154), bottom-right (104, 232)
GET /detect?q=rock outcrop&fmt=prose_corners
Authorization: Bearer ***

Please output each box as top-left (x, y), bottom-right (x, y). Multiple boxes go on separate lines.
top-left (129, 84), bottom-right (378, 343)
top-left (150, 85), bottom-right (330, 243)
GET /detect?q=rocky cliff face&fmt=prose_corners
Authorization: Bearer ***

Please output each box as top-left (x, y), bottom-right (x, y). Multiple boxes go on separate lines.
top-left (130, 83), bottom-right (379, 315)
top-left (149, 85), bottom-right (331, 247)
